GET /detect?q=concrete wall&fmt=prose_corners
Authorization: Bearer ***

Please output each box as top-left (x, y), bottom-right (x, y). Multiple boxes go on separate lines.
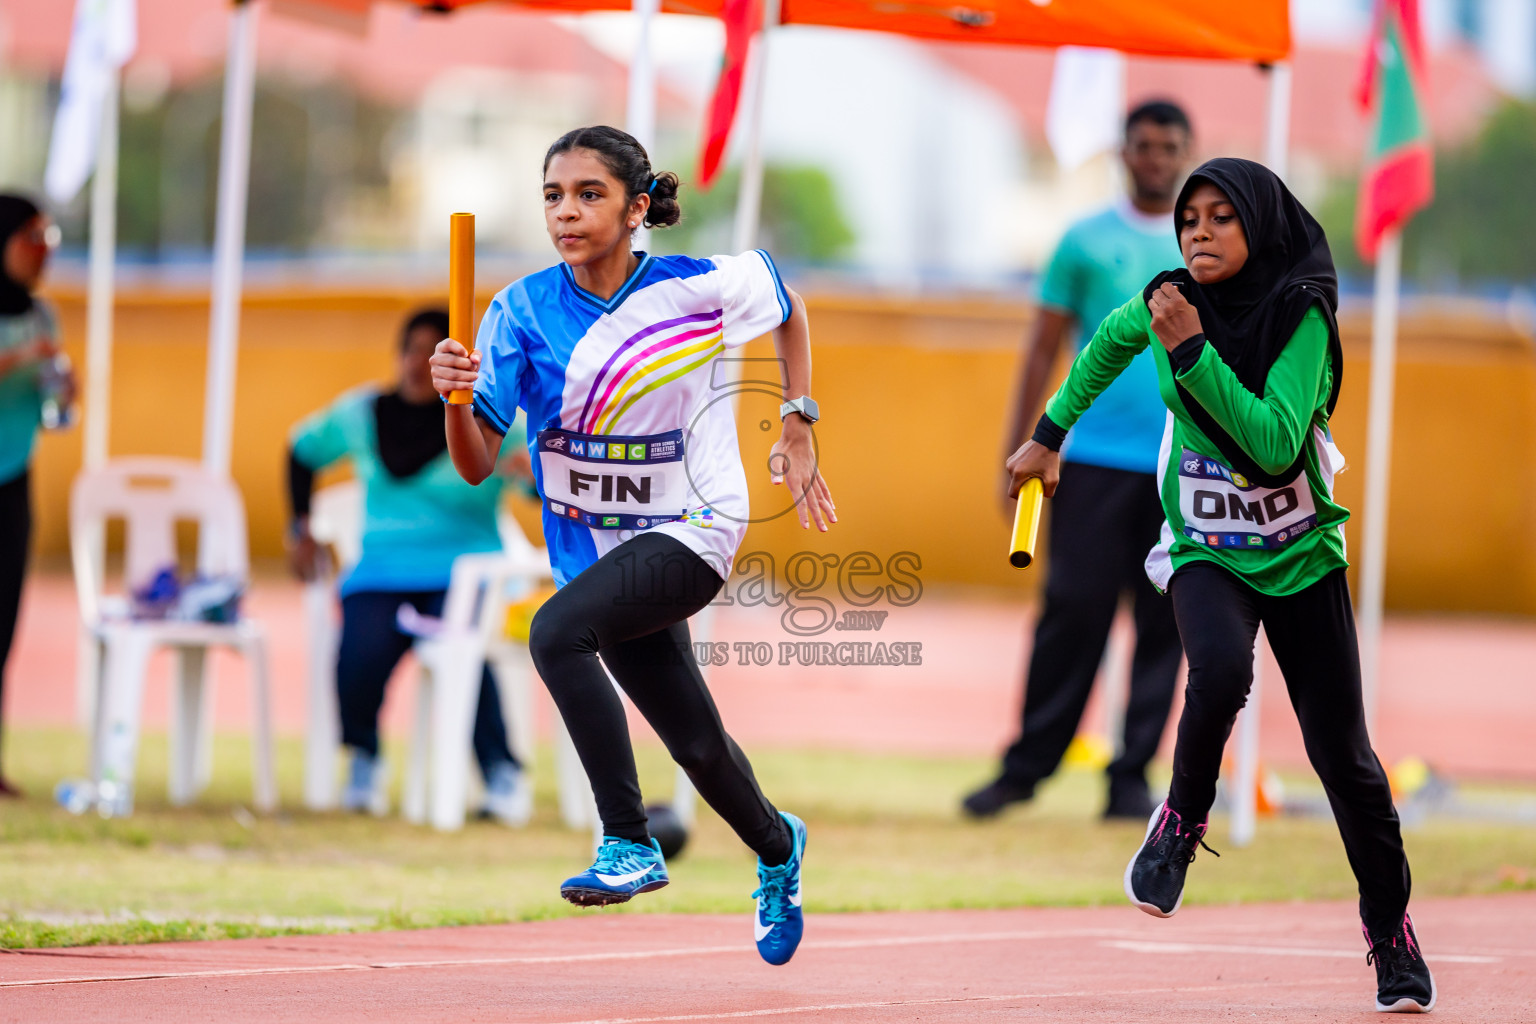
top-left (27, 286), bottom-right (1536, 615)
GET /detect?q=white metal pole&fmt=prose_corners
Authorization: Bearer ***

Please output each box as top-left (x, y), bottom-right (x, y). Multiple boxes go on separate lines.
top-left (626, 0), bottom-right (658, 151)
top-left (627, 0), bottom-right (659, 249)
top-left (1227, 60), bottom-right (1291, 847)
top-left (1359, 228), bottom-right (1402, 736)
top-left (82, 68), bottom-right (121, 471)
top-left (74, 65), bottom-right (122, 733)
top-left (1262, 61), bottom-right (1291, 180)
top-left (729, 0), bottom-right (780, 254)
top-left (1229, 630), bottom-right (1264, 847)
top-left (202, 0), bottom-right (258, 486)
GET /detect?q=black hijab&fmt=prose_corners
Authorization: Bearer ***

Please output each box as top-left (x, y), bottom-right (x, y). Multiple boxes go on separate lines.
top-left (1143, 157), bottom-right (1343, 487)
top-left (0, 195), bottom-right (41, 316)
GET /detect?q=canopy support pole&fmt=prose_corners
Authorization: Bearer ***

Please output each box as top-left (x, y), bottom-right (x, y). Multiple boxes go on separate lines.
top-left (626, 0), bottom-right (659, 248)
top-left (202, 0), bottom-right (258, 489)
top-left (729, 0), bottom-right (780, 254)
top-left (1229, 59), bottom-right (1291, 849)
top-left (83, 68), bottom-right (121, 471)
top-left (1262, 61), bottom-right (1291, 179)
top-left (1359, 228), bottom-right (1402, 736)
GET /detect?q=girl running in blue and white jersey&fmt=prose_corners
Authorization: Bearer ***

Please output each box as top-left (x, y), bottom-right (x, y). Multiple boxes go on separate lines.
top-left (430, 126), bottom-right (834, 967)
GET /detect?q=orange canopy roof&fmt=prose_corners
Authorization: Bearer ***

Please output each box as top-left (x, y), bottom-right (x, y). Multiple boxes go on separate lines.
top-left (298, 0), bottom-right (1290, 63)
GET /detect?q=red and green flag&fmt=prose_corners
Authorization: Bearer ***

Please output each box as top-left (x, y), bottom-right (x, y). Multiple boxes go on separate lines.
top-left (697, 0), bottom-right (761, 190)
top-left (1354, 0), bottom-right (1433, 262)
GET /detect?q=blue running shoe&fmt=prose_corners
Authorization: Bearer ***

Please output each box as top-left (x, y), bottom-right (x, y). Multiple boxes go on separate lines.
top-left (752, 811), bottom-right (807, 966)
top-left (560, 836), bottom-right (669, 907)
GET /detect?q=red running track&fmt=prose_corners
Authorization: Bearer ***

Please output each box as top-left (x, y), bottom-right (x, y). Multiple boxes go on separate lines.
top-left (2, 894), bottom-right (1531, 1021)
top-left (10, 571), bottom-right (1536, 779)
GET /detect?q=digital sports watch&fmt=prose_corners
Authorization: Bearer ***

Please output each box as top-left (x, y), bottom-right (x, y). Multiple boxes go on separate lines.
top-left (779, 396), bottom-right (820, 424)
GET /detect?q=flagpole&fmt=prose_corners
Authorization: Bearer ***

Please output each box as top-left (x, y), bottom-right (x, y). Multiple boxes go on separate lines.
top-left (202, 0), bottom-right (258, 490)
top-left (729, 0), bottom-right (779, 254)
top-left (1359, 227), bottom-right (1401, 736)
top-left (82, 67), bottom-right (121, 471)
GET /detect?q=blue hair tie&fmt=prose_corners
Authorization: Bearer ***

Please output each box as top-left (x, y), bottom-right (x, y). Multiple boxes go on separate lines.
top-left (647, 177), bottom-right (658, 195)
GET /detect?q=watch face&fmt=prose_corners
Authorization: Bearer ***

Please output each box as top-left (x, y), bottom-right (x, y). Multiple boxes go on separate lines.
top-left (781, 397), bottom-right (818, 422)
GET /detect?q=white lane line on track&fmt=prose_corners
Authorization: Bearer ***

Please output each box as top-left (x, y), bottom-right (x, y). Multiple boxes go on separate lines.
top-left (0, 928), bottom-right (1501, 989)
top-left (1103, 939), bottom-right (1500, 964)
top-left (545, 976), bottom-right (1358, 1024)
top-left (0, 929), bottom-right (1129, 989)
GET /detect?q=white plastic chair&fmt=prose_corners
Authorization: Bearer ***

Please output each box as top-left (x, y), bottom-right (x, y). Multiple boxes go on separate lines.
top-left (301, 482), bottom-right (698, 834)
top-left (300, 481), bottom-right (361, 810)
top-left (301, 482), bottom-right (550, 827)
top-left (69, 457), bottom-right (275, 815)
top-left (399, 542), bottom-right (551, 830)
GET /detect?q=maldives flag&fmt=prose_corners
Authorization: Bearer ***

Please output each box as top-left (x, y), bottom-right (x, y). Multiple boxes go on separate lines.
top-left (1354, 0), bottom-right (1433, 262)
top-left (697, 0), bottom-right (761, 190)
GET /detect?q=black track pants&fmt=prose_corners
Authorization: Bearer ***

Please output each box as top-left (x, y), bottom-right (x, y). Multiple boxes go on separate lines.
top-left (528, 532), bottom-right (792, 865)
top-left (999, 461), bottom-right (1183, 793)
top-left (0, 470), bottom-right (28, 770)
top-left (1167, 560), bottom-right (1410, 936)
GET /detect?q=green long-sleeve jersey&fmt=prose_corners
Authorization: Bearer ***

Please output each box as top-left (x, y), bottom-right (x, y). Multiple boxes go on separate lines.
top-left (1042, 295), bottom-right (1348, 596)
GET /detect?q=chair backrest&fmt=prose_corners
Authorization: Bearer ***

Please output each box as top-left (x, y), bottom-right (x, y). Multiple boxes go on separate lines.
top-left (496, 505), bottom-right (541, 564)
top-left (309, 481), bottom-right (363, 574)
top-left (70, 457), bottom-right (250, 625)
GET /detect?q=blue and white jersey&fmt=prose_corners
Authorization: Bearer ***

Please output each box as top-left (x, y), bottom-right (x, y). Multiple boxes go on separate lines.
top-left (473, 250), bottom-right (791, 587)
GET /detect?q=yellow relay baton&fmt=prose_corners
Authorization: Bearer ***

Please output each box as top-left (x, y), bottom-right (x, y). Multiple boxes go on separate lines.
top-left (446, 212), bottom-right (476, 406)
top-left (1008, 476), bottom-right (1045, 569)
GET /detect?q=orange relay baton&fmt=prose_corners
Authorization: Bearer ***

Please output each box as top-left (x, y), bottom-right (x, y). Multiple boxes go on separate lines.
top-left (446, 212), bottom-right (476, 406)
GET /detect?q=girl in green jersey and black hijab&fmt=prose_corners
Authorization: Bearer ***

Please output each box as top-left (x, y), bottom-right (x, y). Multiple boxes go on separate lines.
top-left (1007, 159), bottom-right (1434, 1014)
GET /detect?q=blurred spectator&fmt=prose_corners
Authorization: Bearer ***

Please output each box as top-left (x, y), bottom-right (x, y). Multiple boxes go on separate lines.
top-left (0, 194), bottom-right (72, 799)
top-left (287, 307), bottom-right (533, 823)
top-left (965, 102), bottom-right (1192, 822)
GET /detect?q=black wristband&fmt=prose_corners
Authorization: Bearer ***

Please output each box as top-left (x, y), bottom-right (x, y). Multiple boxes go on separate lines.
top-left (1031, 412), bottom-right (1068, 452)
top-left (1170, 332), bottom-right (1207, 373)
top-left (287, 448), bottom-right (315, 519)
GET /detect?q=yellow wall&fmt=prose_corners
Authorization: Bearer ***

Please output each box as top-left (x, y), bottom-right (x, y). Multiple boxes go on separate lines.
top-left (28, 287), bottom-right (1536, 615)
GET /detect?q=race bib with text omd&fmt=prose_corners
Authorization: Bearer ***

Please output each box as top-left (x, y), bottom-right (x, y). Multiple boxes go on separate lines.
top-left (1177, 447), bottom-right (1318, 550)
top-left (537, 426), bottom-right (688, 530)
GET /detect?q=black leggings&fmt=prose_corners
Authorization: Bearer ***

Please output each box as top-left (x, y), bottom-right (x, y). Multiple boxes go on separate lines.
top-left (1168, 561), bottom-right (1410, 935)
top-left (0, 470), bottom-right (28, 771)
top-left (528, 532), bottom-right (791, 865)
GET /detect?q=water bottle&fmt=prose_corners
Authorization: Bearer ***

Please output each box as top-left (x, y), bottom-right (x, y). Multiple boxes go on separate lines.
top-left (39, 352), bottom-right (74, 430)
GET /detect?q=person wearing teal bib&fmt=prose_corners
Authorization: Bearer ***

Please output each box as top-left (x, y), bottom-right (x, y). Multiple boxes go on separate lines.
top-left (965, 102), bottom-right (1191, 822)
top-left (287, 309), bottom-right (531, 823)
top-left (0, 194), bottom-right (71, 799)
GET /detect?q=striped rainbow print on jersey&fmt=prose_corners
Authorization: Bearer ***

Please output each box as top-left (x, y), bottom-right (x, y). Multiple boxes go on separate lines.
top-left (577, 308), bottom-right (725, 434)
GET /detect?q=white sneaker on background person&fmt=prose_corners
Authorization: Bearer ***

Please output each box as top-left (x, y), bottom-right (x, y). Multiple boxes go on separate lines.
top-left (479, 760), bottom-right (533, 827)
top-left (342, 750), bottom-right (390, 817)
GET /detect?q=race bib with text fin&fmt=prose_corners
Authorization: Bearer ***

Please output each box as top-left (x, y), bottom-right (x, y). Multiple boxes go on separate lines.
top-left (537, 426), bottom-right (688, 530)
top-left (1177, 447), bottom-right (1318, 550)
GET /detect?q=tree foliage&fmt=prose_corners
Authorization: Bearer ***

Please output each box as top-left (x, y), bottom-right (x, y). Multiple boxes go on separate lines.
top-left (652, 164), bottom-right (855, 265)
top-left (1317, 98), bottom-right (1536, 285)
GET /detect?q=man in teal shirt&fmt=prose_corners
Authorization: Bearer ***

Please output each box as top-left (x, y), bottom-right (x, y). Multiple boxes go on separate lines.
top-left (965, 101), bottom-right (1192, 821)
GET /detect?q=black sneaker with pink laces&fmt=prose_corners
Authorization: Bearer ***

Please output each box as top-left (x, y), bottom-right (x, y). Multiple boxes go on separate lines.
top-left (1365, 914), bottom-right (1436, 1013)
top-left (1123, 801), bottom-right (1218, 918)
